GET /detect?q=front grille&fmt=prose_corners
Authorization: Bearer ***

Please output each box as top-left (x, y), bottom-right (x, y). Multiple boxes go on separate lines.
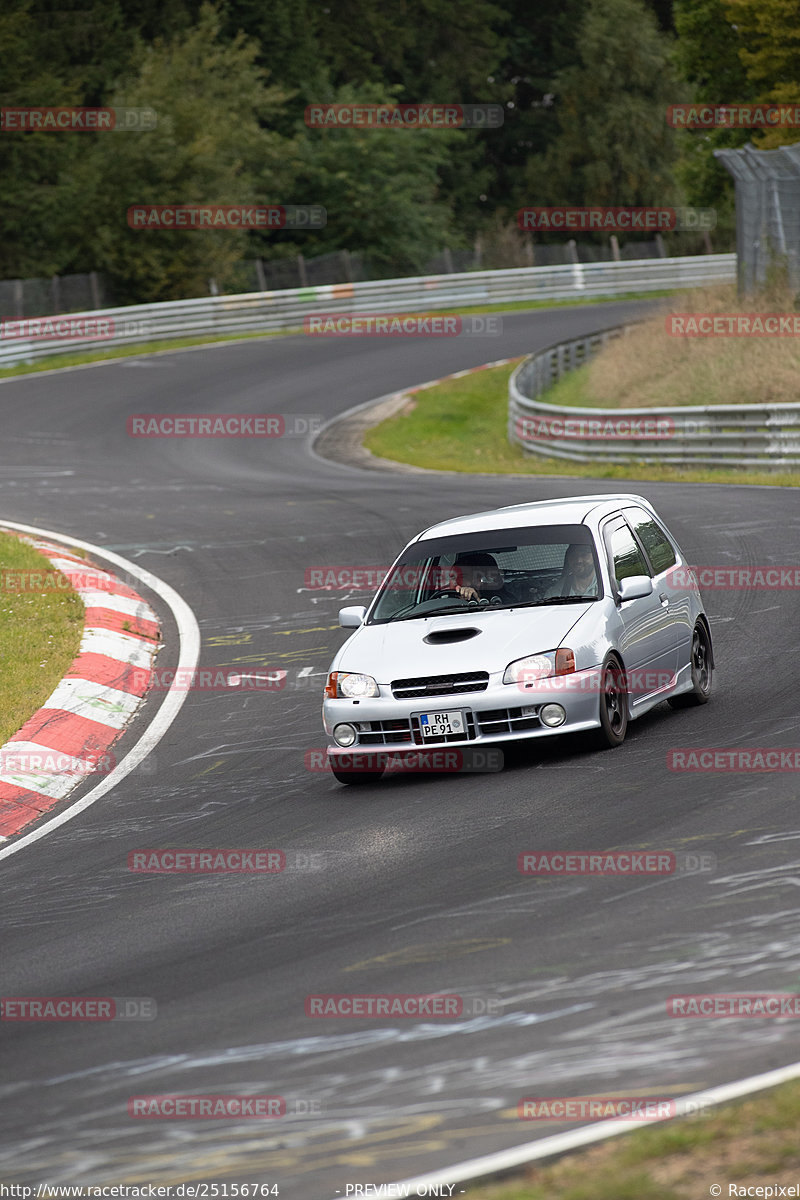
top-left (476, 707), bottom-right (541, 736)
top-left (356, 719), bottom-right (414, 746)
top-left (391, 671), bottom-right (489, 700)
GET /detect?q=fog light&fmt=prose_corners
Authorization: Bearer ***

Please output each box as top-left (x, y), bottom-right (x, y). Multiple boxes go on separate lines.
top-left (334, 723), bottom-right (357, 747)
top-left (540, 704), bottom-right (566, 728)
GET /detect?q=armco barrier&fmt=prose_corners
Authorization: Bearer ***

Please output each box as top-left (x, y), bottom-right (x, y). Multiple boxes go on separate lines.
top-left (0, 254), bottom-right (735, 368)
top-left (509, 323), bottom-right (800, 469)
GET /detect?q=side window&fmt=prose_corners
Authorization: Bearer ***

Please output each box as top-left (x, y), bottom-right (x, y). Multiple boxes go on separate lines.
top-left (609, 524), bottom-right (648, 583)
top-left (625, 507), bottom-right (677, 575)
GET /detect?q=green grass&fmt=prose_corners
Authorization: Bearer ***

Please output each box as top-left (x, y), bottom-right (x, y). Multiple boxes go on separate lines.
top-left (0, 290), bottom-right (674, 382)
top-left (362, 362), bottom-right (800, 486)
top-left (0, 531), bottom-right (85, 744)
top-left (0, 331), bottom-right (288, 381)
top-left (467, 1078), bottom-right (800, 1199)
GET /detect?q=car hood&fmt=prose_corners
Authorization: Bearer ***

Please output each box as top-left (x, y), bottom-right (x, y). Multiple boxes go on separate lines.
top-left (333, 604), bottom-right (594, 682)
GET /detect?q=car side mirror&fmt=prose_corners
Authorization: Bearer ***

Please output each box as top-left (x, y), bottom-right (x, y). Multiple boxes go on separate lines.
top-left (339, 605), bottom-right (367, 628)
top-left (618, 575), bottom-right (654, 602)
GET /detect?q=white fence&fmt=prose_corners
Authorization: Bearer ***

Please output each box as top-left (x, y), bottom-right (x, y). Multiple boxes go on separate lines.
top-left (509, 324), bottom-right (800, 469)
top-left (0, 253), bottom-right (736, 368)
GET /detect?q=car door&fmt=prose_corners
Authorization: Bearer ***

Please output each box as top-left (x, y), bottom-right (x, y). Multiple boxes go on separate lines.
top-left (601, 515), bottom-right (677, 702)
top-left (622, 505), bottom-right (691, 671)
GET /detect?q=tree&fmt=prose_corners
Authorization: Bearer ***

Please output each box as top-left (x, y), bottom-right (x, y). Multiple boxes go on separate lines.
top-left (523, 0), bottom-right (681, 215)
top-left (724, 0), bottom-right (800, 147)
top-left (273, 83), bottom-right (462, 276)
top-left (71, 4), bottom-right (290, 302)
top-left (672, 0), bottom-right (753, 235)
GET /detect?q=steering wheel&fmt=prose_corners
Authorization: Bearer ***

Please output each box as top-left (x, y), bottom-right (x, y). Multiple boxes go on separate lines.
top-left (431, 588), bottom-right (466, 599)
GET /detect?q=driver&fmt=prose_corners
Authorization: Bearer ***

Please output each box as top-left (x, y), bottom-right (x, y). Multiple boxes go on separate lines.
top-left (452, 551), bottom-right (515, 604)
top-left (545, 544), bottom-right (599, 599)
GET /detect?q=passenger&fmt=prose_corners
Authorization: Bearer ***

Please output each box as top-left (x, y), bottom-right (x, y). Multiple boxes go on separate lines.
top-left (544, 544), bottom-right (599, 598)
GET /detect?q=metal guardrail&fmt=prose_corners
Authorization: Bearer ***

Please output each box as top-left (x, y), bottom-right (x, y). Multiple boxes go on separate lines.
top-left (0, 253), bottom-right (736, 368)
top-left (508, 323), bottom-right (800, 469)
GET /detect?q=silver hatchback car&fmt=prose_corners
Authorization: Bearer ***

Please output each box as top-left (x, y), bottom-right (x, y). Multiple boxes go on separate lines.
top-left (322, 494), bottom-right (713, 783)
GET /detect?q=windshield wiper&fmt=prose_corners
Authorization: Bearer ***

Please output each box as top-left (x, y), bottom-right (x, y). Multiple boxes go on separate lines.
top-left (522, 595), bottom-right (597, 606)
top-left (385, 600), bottom-right (467, 622)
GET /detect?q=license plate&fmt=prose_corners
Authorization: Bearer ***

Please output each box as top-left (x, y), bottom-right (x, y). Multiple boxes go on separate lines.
top-left (418, 710), bottom-right (465, 738)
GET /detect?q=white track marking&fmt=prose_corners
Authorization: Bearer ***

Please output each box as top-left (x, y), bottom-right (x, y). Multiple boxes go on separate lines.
top-left (367, 1059), bottom-right (800, 1197)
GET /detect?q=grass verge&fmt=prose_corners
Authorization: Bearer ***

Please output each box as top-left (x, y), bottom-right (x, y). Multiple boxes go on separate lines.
top-left (362, 363), bottom-right (800, 487)
top-left (465, 1077), bottom-right (800, 1199)
top-left (0, 531), bottom-right (85, 745)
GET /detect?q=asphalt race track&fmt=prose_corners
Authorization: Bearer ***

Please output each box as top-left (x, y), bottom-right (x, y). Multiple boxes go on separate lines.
top-left (2, 300), bottom-right (800, 1197)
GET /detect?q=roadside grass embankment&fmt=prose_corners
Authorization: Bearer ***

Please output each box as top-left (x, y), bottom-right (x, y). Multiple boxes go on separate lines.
top-left (464, 1076), bottom-right (800, 1199)
top-left (363, 284), bottom-right (800, 487)
top-left (0, 531), bottom-right (85, 745)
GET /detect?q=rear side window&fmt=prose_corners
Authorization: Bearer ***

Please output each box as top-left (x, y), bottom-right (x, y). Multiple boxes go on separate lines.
top-left (609, 524), bottom-right (648, 583)
top-left (625, 507), bottom-right (677, 574)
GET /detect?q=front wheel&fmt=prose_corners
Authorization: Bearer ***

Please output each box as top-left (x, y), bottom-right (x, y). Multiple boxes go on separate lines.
top-left (669, 621), bottom-right (713, 708)
top-left (589, 655), bottom-right (628, 749)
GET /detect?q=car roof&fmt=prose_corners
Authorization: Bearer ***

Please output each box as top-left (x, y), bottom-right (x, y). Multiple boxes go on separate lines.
top-left (414, 494), bottom-right (653, 541)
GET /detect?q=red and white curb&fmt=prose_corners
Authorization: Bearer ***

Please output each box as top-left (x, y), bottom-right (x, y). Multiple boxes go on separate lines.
top-left (0, 533), bottom-right (161, 840)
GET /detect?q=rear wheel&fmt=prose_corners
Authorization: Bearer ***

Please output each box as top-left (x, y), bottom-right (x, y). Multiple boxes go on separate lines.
top-left (669, 621), bottom-right (713, 708)
top-left (589, 655), bottom-right (628, 749)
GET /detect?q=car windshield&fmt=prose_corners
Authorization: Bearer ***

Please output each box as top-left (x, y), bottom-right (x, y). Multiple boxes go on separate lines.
top-left (369, 524), bottom-right (601, 623)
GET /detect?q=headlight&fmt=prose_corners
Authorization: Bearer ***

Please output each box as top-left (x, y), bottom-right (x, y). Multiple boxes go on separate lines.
top-left (325, 671), bottom-right (379, 699)
top-left (503, 648), bottom-right (575, 686)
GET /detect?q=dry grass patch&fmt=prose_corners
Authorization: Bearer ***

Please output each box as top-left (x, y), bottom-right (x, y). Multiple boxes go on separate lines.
top-left (587, 283), bottom-right (800, 409)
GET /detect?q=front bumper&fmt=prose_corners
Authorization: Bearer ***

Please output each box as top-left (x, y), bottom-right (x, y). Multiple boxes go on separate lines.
top-left (323, 669), bottom-right (603, 754)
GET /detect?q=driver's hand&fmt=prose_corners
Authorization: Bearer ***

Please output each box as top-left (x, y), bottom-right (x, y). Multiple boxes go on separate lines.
top-left (456, 585), bottom-right (480, 601)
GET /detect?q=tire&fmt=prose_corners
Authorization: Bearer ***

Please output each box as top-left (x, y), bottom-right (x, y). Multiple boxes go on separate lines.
top-left (589, 654), bottom-right (628, 749)
top-left (669, 621), bottom-right (713, 708)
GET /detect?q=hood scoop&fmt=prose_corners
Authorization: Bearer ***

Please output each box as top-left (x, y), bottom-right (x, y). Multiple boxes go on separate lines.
top-left (423, 627), bottom-right (481, 646)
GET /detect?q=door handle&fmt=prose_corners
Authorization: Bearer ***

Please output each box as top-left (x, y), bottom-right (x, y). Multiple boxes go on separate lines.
top-left (659, 592), bottom-right (669, 606)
